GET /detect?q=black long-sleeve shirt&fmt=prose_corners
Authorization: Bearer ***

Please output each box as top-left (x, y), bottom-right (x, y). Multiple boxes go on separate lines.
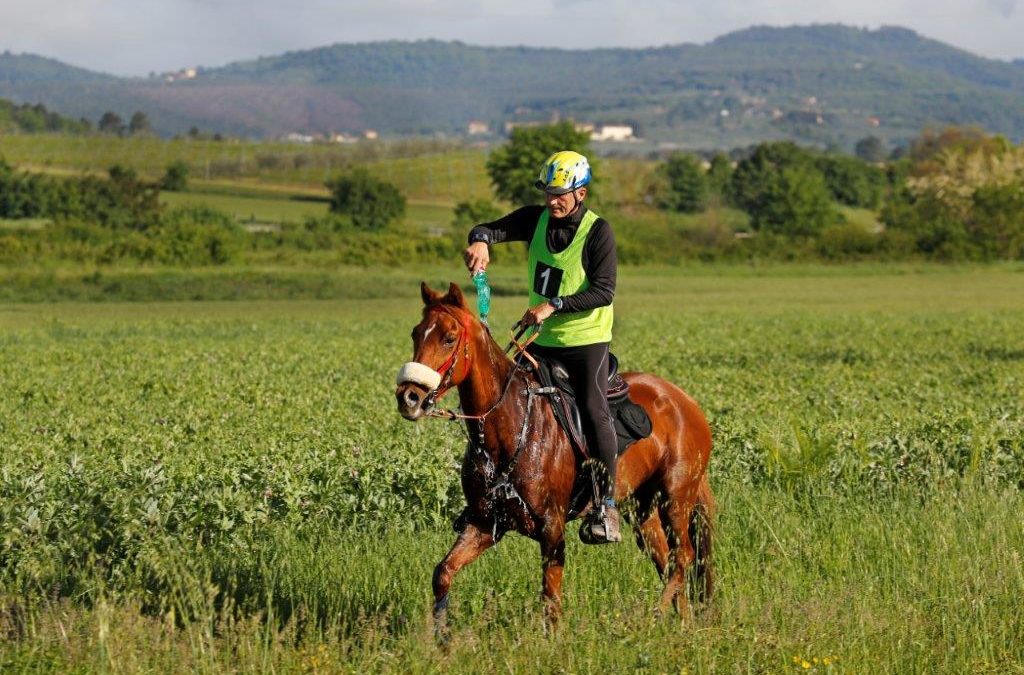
top-left (468, 205), bottom-right (616, 314)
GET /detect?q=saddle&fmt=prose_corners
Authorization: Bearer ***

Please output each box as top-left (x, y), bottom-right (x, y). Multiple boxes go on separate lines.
top-left (518, 352), bottom-right (653, 460)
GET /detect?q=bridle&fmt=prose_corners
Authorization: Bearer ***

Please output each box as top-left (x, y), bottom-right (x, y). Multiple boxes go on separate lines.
top-left (400, 306), bottom-right (541, 432)
top-left (421, 305), bottom-right (475, 410)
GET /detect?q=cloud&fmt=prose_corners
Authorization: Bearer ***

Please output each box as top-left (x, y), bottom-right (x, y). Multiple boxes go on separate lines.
top-left (986, 0), bottom-right (1016, 16)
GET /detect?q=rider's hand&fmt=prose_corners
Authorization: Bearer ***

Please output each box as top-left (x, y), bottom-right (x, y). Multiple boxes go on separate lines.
top-left (463, 242), bottom-right (490, 274)
top-left (520, 301), bottom-right (555, 327)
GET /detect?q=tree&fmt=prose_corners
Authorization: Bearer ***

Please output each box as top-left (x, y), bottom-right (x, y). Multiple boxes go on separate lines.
top-left (128, 111), bottom-right (152, 135)
top-left (882, 130), bottom-right (1024, 259)
top-left (452, 199), bottom-right (501, 230)
top-left (854, 136), bottom-right (887, 163)
top-left (728, 141), bottom-right (814, 208)
top-left (659, 153), bottom-right (707, 213)
top-left (729, 143), bottom-right (836, 236)
top-left (325, 168), bottom-right (406, 231)
top-left (815, 154), bottom-right (886, 208)
top-left (486, 122), bottom-right (593, 205)
top-left (753, 165), bottom-right (837, 236)
top-left (98, 111), bottom-right (124, 136)
top-left (161, 161), bottom-right (189, 191)
top-left (969, 183), bottom-right (1024, 259)
top-left (707, 152), bottom-right (733, 198)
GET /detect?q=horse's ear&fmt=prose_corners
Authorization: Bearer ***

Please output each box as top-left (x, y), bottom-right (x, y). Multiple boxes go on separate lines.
top-left (421, 282), bottom-right (442, 306)
top-left (443, 282), bottom-right (467, 308)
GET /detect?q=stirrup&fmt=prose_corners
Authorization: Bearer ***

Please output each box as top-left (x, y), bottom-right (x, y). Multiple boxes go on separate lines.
top-left (579, 504), bottom-right (621, 545)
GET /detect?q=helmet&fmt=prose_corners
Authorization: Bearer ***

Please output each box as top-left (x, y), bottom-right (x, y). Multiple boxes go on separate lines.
top-left (535, 151), bottom-right (591, 194)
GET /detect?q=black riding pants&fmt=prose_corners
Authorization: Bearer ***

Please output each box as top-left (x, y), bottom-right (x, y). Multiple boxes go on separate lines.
top-left (529, 341), bottom-right (617, 500)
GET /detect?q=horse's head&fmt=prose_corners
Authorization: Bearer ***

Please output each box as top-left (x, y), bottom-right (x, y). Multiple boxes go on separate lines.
top-left (395, 282), bottom-right (479, 421)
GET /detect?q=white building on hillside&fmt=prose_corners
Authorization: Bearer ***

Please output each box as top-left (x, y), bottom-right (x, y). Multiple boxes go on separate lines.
top-left (591, 124), bottom-right (636, 142)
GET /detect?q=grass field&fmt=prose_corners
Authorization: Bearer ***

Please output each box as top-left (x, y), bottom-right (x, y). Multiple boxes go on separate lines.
top-left (0, 134), bottom-right (495, 204)
top-left (1, 266), bottom-right (1022, 672)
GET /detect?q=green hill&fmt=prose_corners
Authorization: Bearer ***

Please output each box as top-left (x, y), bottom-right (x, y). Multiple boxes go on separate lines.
top-left (2, 25), bottom-right (1023, 149)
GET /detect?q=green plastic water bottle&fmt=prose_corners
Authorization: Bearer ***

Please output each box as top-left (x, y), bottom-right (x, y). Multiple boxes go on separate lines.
top-left (472, 270), bottom-right (491, 326)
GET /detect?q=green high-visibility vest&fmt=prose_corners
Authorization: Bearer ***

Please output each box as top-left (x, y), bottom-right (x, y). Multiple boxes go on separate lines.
top-left (527, 208), bottom-right (613, 347)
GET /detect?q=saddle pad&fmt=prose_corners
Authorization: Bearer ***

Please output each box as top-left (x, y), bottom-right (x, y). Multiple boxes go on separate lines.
top-left (527, 353), bottom-right (653, 458)
top-left (612, 395), bottom-right (653, 455)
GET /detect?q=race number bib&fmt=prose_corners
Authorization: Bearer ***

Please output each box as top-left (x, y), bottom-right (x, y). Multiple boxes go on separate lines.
top-left (533, 262), bottom-right (564, 299)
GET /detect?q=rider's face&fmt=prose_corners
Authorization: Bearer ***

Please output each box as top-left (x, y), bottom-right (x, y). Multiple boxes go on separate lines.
top-left (545, 187), bottom-right (587, 218)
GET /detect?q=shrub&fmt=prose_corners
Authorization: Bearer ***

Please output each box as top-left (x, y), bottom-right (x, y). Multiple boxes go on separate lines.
top-left (325, 168), bottom-right (406, 231)
top-left (161, 161), bottom-right (190, 191)
top-left (817, 222), bottom-right (880, 259)
top-left (151, 209), bottom-right (244, 266)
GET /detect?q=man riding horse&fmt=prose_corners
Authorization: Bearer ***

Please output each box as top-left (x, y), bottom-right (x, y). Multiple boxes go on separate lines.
top-left (463, 150), bottom-right (621, 544)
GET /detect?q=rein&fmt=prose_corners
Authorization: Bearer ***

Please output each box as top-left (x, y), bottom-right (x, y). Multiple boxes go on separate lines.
top-left (414, 313), bottom-right (546, 537)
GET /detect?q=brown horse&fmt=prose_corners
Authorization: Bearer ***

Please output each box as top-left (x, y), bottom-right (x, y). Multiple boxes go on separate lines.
top-left (395, 282), bottom-right (714, 629)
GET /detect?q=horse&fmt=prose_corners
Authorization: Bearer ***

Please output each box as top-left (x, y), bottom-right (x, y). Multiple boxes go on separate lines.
top-left (395, 282), bottom-right (715, 630)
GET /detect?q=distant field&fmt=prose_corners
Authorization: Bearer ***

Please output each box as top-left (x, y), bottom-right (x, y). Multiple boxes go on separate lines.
top-left (1, 267), bottom-right (1022, 672)
top-left (161, 188), bottom-right (455, 230)
top-left (0, 134), bottom-right (494, 203)
top-left (0, 134), bottom-right (671, 208)
top-left (161, 190), bottom-right (328, 224)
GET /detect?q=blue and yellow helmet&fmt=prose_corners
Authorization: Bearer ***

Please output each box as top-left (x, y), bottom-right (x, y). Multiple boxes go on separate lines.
top-left (535, 150), bottom-right (591, 194)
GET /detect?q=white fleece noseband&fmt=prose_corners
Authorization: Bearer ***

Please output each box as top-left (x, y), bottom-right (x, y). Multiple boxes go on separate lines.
top-left (396, 362), bottom-right (442, 390)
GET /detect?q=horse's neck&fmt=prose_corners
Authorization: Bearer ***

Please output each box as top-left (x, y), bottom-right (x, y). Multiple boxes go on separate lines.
top-left (457, 331), bottom-right (515, 417)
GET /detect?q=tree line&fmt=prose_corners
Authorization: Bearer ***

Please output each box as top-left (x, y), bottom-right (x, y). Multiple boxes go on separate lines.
top-left (2, 123), bottom-right (1022, 266)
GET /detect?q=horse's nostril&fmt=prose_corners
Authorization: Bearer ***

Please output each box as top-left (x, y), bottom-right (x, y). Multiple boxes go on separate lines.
top-left (405, 390), bottom-right (421, 406)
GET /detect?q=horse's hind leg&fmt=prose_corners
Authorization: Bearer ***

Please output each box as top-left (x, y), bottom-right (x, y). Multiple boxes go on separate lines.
top-left (630, 491), bottom-right (670, 580)
top-left (432, 523), bottom-right (495, 639)
top-left (658, 488), bottom-right (698, 617)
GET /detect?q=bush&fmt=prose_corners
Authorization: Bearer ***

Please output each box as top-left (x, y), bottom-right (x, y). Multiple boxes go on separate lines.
top-left (149, 207), bottom-right (244, 266)
top-left (0, 162), bottom-right (161, 228)
top-left (817, 222), bottom-right (880, 259)
top-left (161, 161), bottom-right (190, 192)
top-left (325, 168), bottom-right (406, 231)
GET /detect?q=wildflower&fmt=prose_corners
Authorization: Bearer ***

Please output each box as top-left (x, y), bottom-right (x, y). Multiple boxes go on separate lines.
top-left (801, 661), bottom-right (811, 669)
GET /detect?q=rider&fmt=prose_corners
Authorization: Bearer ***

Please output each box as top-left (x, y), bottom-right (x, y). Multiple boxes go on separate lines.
top-left (463, 150), bottom-right (621, 544)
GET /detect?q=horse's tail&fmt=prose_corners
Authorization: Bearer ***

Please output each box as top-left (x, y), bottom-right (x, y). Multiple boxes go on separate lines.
top-left (687, 474), bottom-right (715, 605)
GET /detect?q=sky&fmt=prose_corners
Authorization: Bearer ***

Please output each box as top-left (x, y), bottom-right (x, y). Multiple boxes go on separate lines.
top-left (1, 0), bottom-right (1021, 76)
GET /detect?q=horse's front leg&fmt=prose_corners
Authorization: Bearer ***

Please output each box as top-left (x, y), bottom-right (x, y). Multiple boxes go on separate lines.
top-left (432, 522), bottom-right (495, 639)
top-left (539, 519), bottom-right (567, 627)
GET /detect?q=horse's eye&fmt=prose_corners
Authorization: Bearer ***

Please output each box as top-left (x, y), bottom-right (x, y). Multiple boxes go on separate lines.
top-left (443, 333), bottom-right (457, 345)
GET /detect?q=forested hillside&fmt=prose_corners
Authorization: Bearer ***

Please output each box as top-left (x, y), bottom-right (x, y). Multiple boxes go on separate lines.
top-left (2, 25), bottom-right (1023, 148)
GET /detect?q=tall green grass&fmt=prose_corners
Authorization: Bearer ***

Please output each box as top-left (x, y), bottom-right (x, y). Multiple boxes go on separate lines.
top-left (1, 268), bottom-right (1022, 672)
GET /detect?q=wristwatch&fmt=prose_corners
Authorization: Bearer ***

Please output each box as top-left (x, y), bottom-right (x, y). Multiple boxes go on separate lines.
top-left (549, 297), bottom-right (564, 312)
